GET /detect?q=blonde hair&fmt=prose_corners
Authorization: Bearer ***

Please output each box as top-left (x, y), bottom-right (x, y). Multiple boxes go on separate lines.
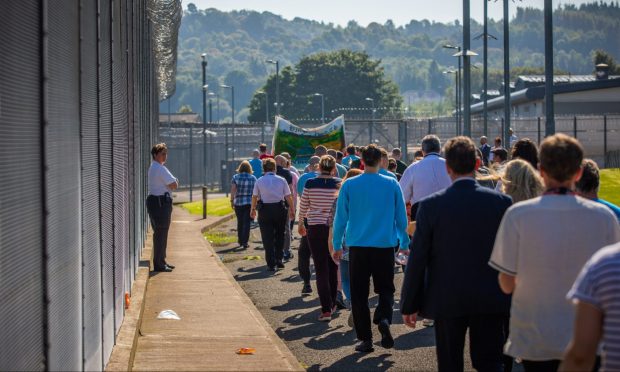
top-left (237, 160), bottom-right (253, 174)
top-left (502, 159), bottom-right (544, 203)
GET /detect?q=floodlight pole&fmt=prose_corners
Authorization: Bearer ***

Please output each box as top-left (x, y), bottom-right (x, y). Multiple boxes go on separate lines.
top-left (544, 0), bottom-right (555, 136)
top-left (503, 0), bottom-right (511, 147)
top-left (462, 0), bottom-right (472, 137)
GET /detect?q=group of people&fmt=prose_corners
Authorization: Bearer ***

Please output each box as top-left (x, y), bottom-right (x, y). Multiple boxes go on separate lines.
top-left (226, 132), bottom-right (620, 371)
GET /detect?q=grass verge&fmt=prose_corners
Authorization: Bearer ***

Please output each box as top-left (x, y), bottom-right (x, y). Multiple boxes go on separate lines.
top-left (181, 197), bottom-right (233, 216)
top-left (204, 230), bottom-right (237, 246)
top-left (600, 169), bottom-right (620, 206)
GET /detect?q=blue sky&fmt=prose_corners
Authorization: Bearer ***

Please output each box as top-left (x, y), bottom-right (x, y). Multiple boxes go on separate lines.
top-left (188, 0), bottom-right (591, 26)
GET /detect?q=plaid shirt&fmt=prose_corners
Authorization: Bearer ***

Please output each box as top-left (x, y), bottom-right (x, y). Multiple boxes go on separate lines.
top-left (232, 173), bottom-right (257, 206)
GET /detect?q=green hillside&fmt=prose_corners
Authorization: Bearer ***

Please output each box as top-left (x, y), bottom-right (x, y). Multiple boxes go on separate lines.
top-left (167, 2), bottom-right (620, 122)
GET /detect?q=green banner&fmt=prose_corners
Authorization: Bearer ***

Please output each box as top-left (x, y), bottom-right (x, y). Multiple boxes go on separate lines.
top-left (272, 116), bottom-right (346, 162)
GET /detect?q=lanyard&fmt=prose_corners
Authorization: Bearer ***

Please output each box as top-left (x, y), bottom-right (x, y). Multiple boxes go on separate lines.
top-left (544, 187), bottom-right (576, 196)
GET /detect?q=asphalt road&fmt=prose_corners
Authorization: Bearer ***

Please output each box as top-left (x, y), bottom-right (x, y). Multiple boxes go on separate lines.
top-left (209, 218), bottom-right (519, 371)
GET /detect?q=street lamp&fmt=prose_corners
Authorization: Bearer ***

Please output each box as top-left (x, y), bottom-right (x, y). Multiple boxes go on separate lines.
top-left (443, 45), bottom-right (461, 131)
top-left (220, 84), bottom-right (235, 162)
top-left (202, 84), bottom-right (209, 186)
top-left (313, 93), bottom-right (325, 123)
top-left (443, 70), bottom-right (459, 135)
top-left (544, 0), bottom-right (555, 135)
top-left (266, 59), bottom-right (280, 116)
top-left (256, 90), bottom-right (269, 143)
top-left (474, 0), bottom-right (497, 137)
top-left (365, 97), bottom-right (375, 144)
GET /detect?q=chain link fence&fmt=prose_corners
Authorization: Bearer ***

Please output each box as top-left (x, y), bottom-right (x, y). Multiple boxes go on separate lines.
top-left (160, 114), bottom-right (620, 192)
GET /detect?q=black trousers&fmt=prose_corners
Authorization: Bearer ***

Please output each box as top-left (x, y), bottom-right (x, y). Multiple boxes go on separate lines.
top-left (349, 247), bottom-right (395, 342)
top-left (307, 225), bottom-right (338, 313)
top-left (258, 202), bottom-right (287, 268)
top-left (234, 204), bottom-right (251, 246)
top-left (521, 357), bottom-right (600, 372)
top-left (434, 313), bottom-right (508, 372)
top-left (298, 220), bottom-right (312, 284)
top-left (146, 195), bottom-right (173, 270)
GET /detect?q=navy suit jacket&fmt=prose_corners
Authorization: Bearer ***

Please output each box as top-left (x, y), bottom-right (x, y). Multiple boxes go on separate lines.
top-left (400, 178), bottom-right (512, 319)
top-left (479, 143), bottom-right (491, 165)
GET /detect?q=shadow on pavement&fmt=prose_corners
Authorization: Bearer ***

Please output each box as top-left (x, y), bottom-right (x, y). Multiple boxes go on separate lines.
top-left (316, 352), bottom-right (395, 372)
top-left (393, 327), bottom-right (436, 350)
top-left (272, 296), bottom-right (317, 312)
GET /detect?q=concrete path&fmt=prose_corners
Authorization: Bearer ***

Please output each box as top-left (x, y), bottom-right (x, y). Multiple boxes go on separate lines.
top-left (132, 207), bottom-right (302, 371)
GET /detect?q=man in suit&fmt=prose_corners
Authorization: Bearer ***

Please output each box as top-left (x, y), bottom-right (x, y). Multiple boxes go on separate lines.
top-left (479, 136), bottom-right (491, 166)
top-left (400, 136), bottom-right (513, 372)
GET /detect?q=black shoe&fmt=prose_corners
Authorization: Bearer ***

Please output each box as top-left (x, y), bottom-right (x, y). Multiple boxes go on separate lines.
top-left (378, 319), bottom-right (394, 349)
top-left (355, 340), bottom-right (374, 353)
top-left (335, 292), bottom-right (347, 310)
top-left (242, 244), bottom-right (249, 249)
top-left (301, 283), bottom-right (312, 295)
top-left (267, 266), bottom-right (276, 272)
top-left (276, 261), bottom-right (285, 269)
top-left (154, 266), bottom-right (173, 272)
top-left (165, 263), bottom-right (175, 269)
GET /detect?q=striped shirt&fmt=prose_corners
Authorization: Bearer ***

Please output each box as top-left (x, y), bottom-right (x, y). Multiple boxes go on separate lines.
top-left (568, 242), bottom-right (620, 372)
top-left (299, 177), bottom-right (341, 226)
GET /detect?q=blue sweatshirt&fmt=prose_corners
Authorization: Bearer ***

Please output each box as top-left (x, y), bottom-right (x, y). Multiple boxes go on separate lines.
top-left (332, 172), bottom-right (410, 250)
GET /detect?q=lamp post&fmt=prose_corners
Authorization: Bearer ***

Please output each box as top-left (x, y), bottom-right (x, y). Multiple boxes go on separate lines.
top-left (544, 0), bottom-right (555, 135)
top-left (503, 0), bottom-right (511, 147)
top-left (207, 92), bottom-right (215, 186)
top-left (220, 84), bottom-right (235, 161)
top-left (202, 84), bottom-right (208, 186)
top-left (443, 70), bottom-right (458, 135)
top-left (365, 97), bottom-right (375, 144)
top-left (257, 90), bottom-right (269, 143)
top-left (266, 59), bottom-right (280, 116)
top-left (443, 45), bottom-right (461, 132)
top-left (313, 93), bottom-right (325, 123)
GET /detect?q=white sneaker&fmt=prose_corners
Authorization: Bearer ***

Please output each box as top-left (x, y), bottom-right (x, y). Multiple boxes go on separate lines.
top-left (422, 318), bottom-right (434, 327)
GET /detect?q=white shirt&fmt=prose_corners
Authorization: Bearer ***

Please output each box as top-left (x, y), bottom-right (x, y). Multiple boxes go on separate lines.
top-left (399, 153), bottom-right (452, 205)
top-left (252, 172), bottom-right (291, 203)
top-left (489, 195), bottom-right (620, 360)
top-left (148, 161), bottom-right (178, 196)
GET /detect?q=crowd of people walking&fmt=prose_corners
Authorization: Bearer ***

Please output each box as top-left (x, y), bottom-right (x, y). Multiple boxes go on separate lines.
top-left (217, 131), bottom-right (620, 371)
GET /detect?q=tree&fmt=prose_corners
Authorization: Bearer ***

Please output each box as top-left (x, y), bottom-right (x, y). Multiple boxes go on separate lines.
top-left (178, 104), bottom-right (193, 113)
top-left (247, 50), bottom-right (403, 122)
top-left (593, 49), bottom-right (620, 74)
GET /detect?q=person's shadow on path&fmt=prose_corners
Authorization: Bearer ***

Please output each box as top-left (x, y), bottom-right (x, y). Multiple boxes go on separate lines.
top-left (311, 352), bottom-right (395, 371)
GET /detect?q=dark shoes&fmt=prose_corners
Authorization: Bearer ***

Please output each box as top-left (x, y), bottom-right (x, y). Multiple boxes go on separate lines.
top-left (378, 319), bottom-right (394, 349)
top-left (276, 261), bottom-right (285, 269)
top-left (301, 283), bottom-right (313, 295)
top-left (267, 266), bottom-right (276, 272)
top-left (335, 291), bottom-right (347, 310)
top-left (165, 263), bottom-right (175, 269)
top-left (355, 340), bottom-right (374, 353)
top-left (283, 252), bottom-right (294, 261)
top-left (154, 265), bottom-right (173, 272)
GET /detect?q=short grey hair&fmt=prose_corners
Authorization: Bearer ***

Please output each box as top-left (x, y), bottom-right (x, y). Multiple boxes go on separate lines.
top-left (421, 135), bottom-right (441, 154)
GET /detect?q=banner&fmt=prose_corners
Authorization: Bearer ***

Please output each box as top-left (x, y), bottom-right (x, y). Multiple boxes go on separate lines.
top-left (272, 116), bottom-right (346, 162)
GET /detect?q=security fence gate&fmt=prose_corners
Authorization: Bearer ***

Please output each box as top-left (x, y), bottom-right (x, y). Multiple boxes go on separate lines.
top-left (160, 114), bottom-right (620, 192)
top-left (0, 1), bottom-right (158, 370)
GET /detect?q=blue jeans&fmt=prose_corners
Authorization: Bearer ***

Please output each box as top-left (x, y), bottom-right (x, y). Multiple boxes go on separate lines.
top-left (340, 259), bottom-right (351, 301)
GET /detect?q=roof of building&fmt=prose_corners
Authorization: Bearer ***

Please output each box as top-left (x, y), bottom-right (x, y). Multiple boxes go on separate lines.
top-left (470, 77), bottom-right (620, 115)
top-left (159, 112), bottom-right (202, 123)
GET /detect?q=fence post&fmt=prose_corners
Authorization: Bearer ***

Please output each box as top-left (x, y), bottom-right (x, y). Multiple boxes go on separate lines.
top-left (261, 121), bottom-right (265, 144)
top-left (604, 115), bottom-right (608, 168)
top-left (428, 118), bottom-right (432, 135)
top-left (537, 117), bottom-right (541, 144)
top-left (501, 118), bottom-right (505, 143)
top-left (202, 186), bottom-right (207, 220)
top-left (573, 116), bottom-right (578, 139)
top-left (402, 120), bottom-right (408, 162)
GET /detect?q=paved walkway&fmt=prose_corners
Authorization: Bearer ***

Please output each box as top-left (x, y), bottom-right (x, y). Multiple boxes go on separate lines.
top-left (132, 207), bottom-right (301, 371)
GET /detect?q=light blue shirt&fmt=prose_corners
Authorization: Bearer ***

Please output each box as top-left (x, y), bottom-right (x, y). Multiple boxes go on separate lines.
top-left (336, 163), bottom-right (347, 178)
top-left (342, 155), bottom-right (359, 168)
top-left (332, 172), bottom-right (410, 250)
top-left (379, 168), bottom-right (397, 179)
top-left (595, 198), bottom-right (620, 222)
top-left (148, 161), bottom-right (177, 196)
top-left (252, 172), bottom-right (290, 203)
top-left (249, 157), bottom-right (263, 178)
top-left (297, 171), bottom-right (317, 196)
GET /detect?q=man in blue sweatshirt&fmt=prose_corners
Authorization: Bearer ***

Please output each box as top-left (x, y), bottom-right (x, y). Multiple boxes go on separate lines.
top-left (332, 144), bottom-right (410, 353)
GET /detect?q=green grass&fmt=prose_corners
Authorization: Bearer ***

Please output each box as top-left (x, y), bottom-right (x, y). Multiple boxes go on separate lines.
top-left (203, 231), bottom-right (237, 246)
top-left (600, 169), bottom-right (620, 206)
top-left (181, 197), bottom-right (233, 217)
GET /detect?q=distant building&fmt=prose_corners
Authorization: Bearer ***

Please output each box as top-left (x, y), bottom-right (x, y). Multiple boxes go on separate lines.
top-left (471, 72), bottom-right (620, 118)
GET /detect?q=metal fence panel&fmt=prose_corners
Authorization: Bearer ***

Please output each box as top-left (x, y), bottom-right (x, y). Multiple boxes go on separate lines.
top-left (80, 0), bottom-right (103, 369)
top-left (0, 2), bottom-right (46, 370)
top-left (45, 0), bottom-right (83, 369)
top-left (99, 0), bottom-right (117, 362)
